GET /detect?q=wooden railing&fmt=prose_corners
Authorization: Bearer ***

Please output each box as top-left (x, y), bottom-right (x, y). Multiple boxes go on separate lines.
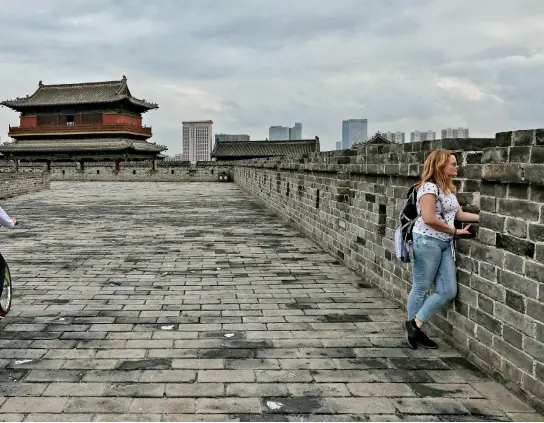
top-left (8, 123), bottom-right (152, 137)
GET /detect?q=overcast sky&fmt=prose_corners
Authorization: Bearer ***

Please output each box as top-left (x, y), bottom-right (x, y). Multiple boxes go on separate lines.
top-left (0, 0), bottom-right (543, 153)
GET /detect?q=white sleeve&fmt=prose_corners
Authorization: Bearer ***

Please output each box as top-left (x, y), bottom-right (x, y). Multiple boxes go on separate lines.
top-left (0, 206), bottom-right (15, 229)
top-left (417, 182), bottom-right (439, 200)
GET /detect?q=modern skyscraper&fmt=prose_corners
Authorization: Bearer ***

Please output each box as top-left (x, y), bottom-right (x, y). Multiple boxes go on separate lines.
top-left (269, 126), bottom-right (289, 140)
top-left (410, 130), bottom-right (436, 142)
top-left (289, 123), bottom-right (302, 140)
top-left (384, 131), bottom-right (406, 144)
top-left (336, 141), bottom-right (342, 150)
top-left (269, 123), bottom-right (303, 140)
top-left (441, 128), bottom-right (469, 139)
top-left (342, 119), bottom-right (368, 149)
top-left (215, 134), bottom-right (250, 142)
top-left (182, 120), bottom-right (213, 163)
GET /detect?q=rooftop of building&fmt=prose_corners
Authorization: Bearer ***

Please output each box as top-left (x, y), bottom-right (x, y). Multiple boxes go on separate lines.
top-left (212, 137), bottom-right (320, 160)
top-left (0, 137), bottom-right (167, 153)
top-left (1, 76), bottom-right (158, 111)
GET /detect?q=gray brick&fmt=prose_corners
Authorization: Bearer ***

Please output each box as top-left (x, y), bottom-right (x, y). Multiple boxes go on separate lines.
top-left (42, 383), bottom-right (107, 397)
top-left (529, 223), bottom-right (544, 242)
top-left (497, 234), bottom-right (535, 258)
top-left (287, 382), bottom-right (350, 397)
top-left (226, 383), bottom-right (288, 397)
top-left (497, 199), bottom-right (540, 220)
top-left (92, 414), bottom-right (161, 422)
top-left (498, 270), bottom-right (538, 298)
top-left (503, 325), bottom-right (523, 349)
top-left (255, 370), bottom-right (313, 382)
top-left (172, 359), bottom-right (223, 369)
top-left (196, 398), bottom-right (261, 414)
top-left (322, 397), bottom-right (396, 414)
top-left (139, 370), bottom-right (196, 383)
top-left (166, 383), bottom-right (224, 397)
top-left (495, 303), bottom-right (536, 337)
top-left (393, 398), bottom-right (469, 415)
top-left (25, 370), bottom-right (82, 382)
top-left (198, 370), bottom-right (255, 382)
top-left (24, 413), bottom-right (94, 422)
top-left (470, 381), bottom-right (536, 412)
top-left (0, 382), bottom-right (45, 397)
top-left (523, 337), bottom-right (544, 361)
top-left (129, 398), bottom-right (195, 414)
top-left (493, 337), bottom-right (534, 373)
top-left (525, 260), bottom-right (544, 283)
top-left (1, 397), bottom-right (68, 413)
top-left (505, 290), bottom-right (526, 313)
top-left (103, 383), bottom-right (165, 397)
top-left (470, 275), bottom-right (505, 301)
top-left (505, 218), bottom-right (528, 238)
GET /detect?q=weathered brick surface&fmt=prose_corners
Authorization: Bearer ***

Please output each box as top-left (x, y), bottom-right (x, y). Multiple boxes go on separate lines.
top-left (1, 160), bottom-right (229, 183)
top-left (0, 171), bottom-right (49, 200)
top-left (0, 181), bottom-right (539, 420)
top-left (230, 129), bottom-right (544, 412)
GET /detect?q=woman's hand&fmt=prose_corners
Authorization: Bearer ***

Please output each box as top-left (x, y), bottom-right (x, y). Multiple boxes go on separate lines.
top-left (455, 224), bottom-right (471, 236)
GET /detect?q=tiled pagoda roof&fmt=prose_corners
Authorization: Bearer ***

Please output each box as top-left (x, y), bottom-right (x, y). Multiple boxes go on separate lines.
top-left (212, 138), bottom-right (320, 160)
top-left (1, 76), bottom-right (158, 111)
top-left (0, 138), bottom-right (166, 153)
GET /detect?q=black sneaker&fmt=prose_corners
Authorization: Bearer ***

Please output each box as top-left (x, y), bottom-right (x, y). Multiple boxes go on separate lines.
top-left (416, 328), bottom-right (438, 349)
top-left (405, 320), bottom-right (418, 349)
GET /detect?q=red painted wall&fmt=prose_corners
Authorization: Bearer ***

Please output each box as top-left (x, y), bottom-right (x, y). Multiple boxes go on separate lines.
top-left (19, 116), bottom-right (37, 127)
top-left (102, 114), bottom-right (142, 126)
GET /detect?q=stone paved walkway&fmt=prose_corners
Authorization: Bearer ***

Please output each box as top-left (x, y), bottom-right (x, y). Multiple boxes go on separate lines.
top-left (0, 182), bottom-right (541, 422)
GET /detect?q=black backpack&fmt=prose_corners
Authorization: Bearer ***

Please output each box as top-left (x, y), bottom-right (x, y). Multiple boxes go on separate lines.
top-left (398, 183), bottom-right (419, 244)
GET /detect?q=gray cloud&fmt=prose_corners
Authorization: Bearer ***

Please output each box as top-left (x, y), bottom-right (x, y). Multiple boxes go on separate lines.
top-left (0, 0), bottom-right (543, 153)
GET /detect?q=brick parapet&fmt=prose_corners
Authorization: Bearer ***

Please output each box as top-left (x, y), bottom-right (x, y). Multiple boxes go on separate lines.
top-left (0, 171), bottom-right (50, 200)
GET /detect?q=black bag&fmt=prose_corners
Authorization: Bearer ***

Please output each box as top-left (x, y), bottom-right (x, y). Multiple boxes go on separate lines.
top-left (398, 183), bottom-right (419, 244)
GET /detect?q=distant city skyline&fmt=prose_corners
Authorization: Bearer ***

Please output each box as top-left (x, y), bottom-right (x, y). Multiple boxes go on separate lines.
top-left (441, 127), bottom-right (470, 139)
top-left (383, 131), bottom-right (406, 144)
top-left (411, 130), bottom-right (437, 142)
top-left (269, 123), bottom-right (302, 141)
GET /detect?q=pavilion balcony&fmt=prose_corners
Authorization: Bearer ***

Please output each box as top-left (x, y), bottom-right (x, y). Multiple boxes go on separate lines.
top-left (8, 123), bottom-right (153, 138)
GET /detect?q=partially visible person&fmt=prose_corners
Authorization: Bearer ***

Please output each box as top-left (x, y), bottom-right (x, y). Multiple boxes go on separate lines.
top-left (406, 150), bottom-right (479, 349)
top-left (0, 205), bottom-right (16, 229)
top-left (0, 205), bottom-right (16, 318)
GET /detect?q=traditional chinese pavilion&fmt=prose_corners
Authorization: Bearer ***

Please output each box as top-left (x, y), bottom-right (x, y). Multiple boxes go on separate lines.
top-left (0, 76), bottom-right (166, 169)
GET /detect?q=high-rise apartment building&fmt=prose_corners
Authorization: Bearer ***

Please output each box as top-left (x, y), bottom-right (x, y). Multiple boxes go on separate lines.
top-left (215, 134), bottom-right (250, 142)
top-left (441, 127), bottom-right (469, 139)
top-left (410, 130), bottom-right (436, 143)
top-left (384, 131), bottom-right (406, 144)
top-left (182, 120), bottom-right (213, 163)
top-left (342, 119), bottom-right (368, 149)
top-left (269, 126), bottom-right (289, 140)
top-left (289, 123), bottom-right (302, 140)
top-left (269, 122), bottom-right (302, 140)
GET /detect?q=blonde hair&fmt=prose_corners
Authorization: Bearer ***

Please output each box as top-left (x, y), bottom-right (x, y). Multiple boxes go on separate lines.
top-left (417, 149), bottom-right (457, 194)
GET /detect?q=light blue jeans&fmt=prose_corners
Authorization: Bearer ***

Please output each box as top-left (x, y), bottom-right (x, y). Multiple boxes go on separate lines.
top-left (408, 234), bottom-right (457, 322)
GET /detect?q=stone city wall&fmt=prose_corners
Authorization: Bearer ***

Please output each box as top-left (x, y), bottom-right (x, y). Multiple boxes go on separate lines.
top-left (0, 170), bottom-right (50, 200)
top-left (229, 130), bottom-right (544, 410)
top-left (1, 161), bottom-right (231, 183)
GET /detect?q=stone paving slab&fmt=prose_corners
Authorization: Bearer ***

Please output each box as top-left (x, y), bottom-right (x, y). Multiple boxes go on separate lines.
top-left (0, 181), bottom-right (540, 421)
